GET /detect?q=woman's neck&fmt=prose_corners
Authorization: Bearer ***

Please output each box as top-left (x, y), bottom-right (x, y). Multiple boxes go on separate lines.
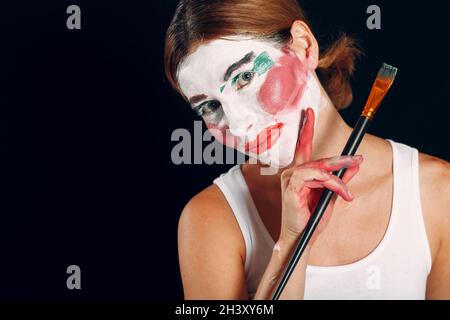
top-left (310, 87), bottom-right (390, 181)
top-left (310, 93), bottom-right (353, 161)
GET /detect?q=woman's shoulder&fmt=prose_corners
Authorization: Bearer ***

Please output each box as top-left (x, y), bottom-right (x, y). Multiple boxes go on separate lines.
top-left (180, 184), bottom-right (235, 224)
top-left (419, 152), bottom-right (450, 176)
top-left (177, 184), bottom-right (248, 299)
top-left (178, 184), bottom-right (246, 260)
top-left (418, 152), bottom-right (450, 208)
top-left (418, 152), bottom-right (450, 261)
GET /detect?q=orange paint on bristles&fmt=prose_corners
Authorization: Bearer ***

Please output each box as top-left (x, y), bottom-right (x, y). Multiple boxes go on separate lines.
top-left (362, 63), bottom-right (398, 119)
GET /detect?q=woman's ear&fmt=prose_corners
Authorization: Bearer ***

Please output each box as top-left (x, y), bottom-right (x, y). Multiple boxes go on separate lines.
top-left (289, 20), bottom-right (319, 70)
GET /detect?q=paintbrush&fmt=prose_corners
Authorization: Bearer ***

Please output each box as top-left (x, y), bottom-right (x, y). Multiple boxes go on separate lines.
top-left (272, 63), bottom-right (398, 300)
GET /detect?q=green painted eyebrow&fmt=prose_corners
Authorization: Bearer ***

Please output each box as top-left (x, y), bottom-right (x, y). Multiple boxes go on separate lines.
top-left (220, 51), bottom-right (274, 93)
top-left (223, 51), bottom-right (255, 82)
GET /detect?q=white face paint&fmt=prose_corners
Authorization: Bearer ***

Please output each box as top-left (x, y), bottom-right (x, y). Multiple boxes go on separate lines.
top-left (178, 36), bottom-right (322, 168)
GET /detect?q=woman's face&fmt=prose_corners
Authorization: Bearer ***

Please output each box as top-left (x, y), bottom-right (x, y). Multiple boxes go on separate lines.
top-left (177, 37), bottom-right (321, 168)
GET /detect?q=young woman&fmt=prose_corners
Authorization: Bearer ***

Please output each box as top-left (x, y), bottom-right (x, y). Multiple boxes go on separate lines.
top-left (164, 0), bottom-right (450, 299)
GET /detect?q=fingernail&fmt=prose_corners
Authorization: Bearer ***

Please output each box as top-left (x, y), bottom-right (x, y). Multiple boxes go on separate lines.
top-left (348, 190), bottom-right (354, 199)
top-left (354, 155), bottom-right (364, 162)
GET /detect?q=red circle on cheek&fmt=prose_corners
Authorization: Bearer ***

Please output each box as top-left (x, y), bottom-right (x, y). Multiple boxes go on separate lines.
top-left (257, 53), bottom-right (308, 114)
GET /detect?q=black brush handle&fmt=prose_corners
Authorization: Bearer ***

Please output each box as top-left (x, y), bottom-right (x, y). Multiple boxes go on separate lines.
top-left (271, 116), bottom-right (370, 300)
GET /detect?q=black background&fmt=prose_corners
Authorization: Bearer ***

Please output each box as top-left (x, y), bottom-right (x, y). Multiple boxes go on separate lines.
top-left (2, 0), bottom-right (449, 299)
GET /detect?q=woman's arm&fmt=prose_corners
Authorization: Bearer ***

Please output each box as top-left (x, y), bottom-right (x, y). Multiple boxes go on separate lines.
top-left (426, 227), bottom-right (450, 299)
top-left (178, 185), bottom-right (249, 299)
top-left (419, 154), bottom-right (450, 299)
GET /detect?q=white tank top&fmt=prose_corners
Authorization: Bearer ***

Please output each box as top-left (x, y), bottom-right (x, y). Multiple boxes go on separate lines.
top-left (213, 140), bottom-right (432, 299)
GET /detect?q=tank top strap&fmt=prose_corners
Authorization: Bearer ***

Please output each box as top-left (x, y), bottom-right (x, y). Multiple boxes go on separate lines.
top-left (386, 140), bottom-right (432, 273)
top-left (213, 165), bottom-right (254, 273)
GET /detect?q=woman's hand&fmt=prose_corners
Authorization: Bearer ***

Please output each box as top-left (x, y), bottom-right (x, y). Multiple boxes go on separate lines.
top-left (278, 108), bottom-right (363, 245)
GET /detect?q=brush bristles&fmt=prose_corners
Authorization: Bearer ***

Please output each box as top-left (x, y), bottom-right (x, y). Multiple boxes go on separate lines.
top-left (362, 63), bottom-right (398, 119)
top-left (377, 63), bottom-right (398, 85)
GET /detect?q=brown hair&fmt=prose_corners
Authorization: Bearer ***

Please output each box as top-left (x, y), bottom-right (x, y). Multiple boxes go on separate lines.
top-left (164, 0), bottom-right (361, 110)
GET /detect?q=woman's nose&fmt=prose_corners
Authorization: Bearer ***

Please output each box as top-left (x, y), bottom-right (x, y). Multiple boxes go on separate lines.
top-left (220, 100), bottom-right (255, 136)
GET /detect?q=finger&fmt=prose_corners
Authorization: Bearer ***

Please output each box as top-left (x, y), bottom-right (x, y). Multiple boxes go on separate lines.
top-left (289, 166), bottom-right (350, 190)
top-left (305, 175), bottom-right (354, 202)
top-left (330, 164), bottom-right (360, 204)
top-left (287, 167), bottom-right (329, 192)
top-left (306, 172), bottom-right (354, 201)
top-left (294, 108), bottom-right (315, 166)
top-left (303, 155), bottom-right (364, 172)
top-left (342, 163), bottom-right (361, 185)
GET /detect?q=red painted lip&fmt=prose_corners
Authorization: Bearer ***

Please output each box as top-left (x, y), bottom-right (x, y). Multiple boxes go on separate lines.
top-left (244, 123), bottom-right (284, 154)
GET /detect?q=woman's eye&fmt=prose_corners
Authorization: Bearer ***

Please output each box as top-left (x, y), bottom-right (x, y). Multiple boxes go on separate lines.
top-left (204, 101), bottom-right (221, 114)
top-left (234, 71), bottom-right (255, 90)
top-left (194, 100), bottom-right (221, 116)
